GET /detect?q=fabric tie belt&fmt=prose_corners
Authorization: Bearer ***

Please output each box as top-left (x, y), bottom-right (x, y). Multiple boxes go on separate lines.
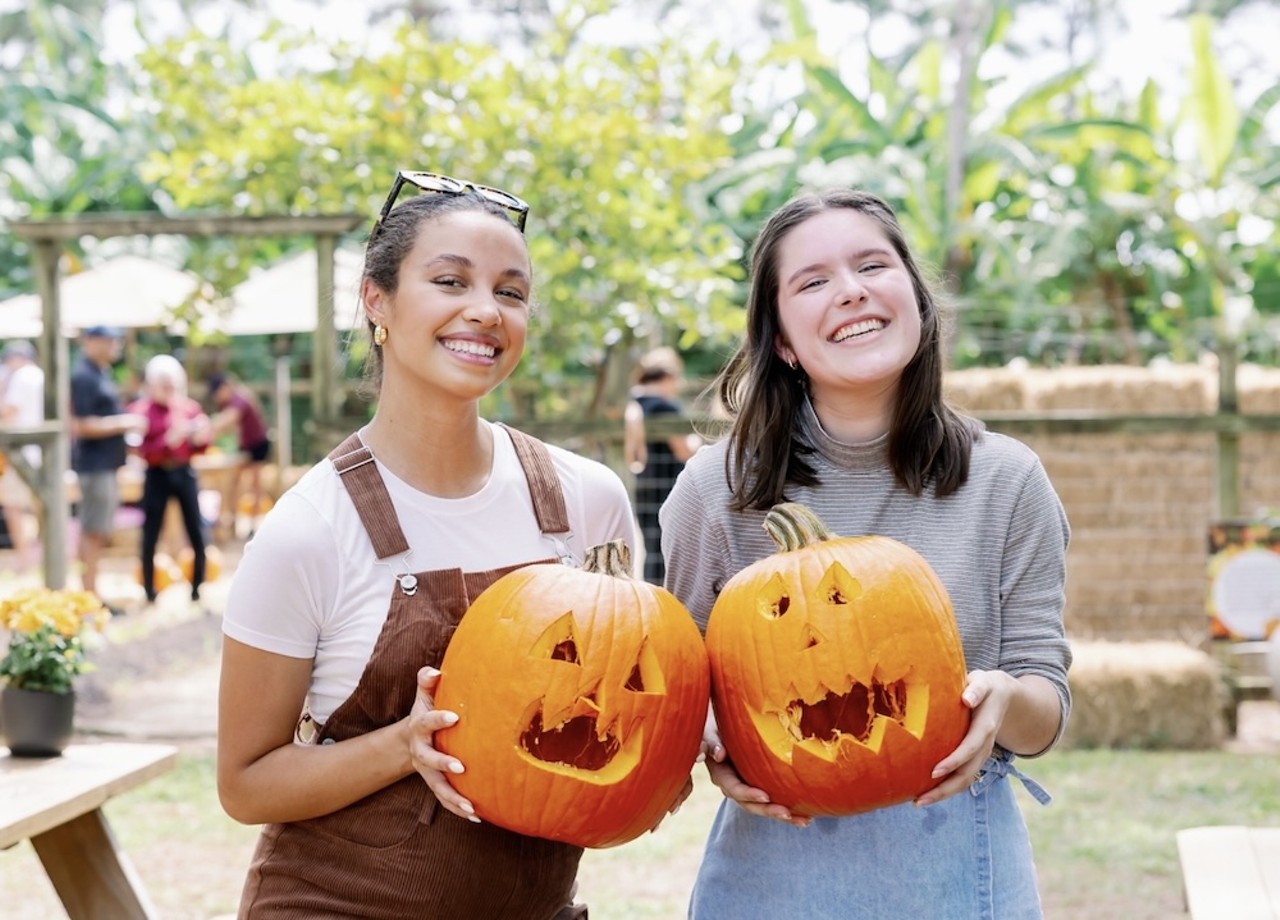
top-left (972, 749), bottom-right (1053, 805)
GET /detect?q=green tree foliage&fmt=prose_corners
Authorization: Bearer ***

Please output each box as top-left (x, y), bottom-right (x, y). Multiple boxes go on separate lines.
top-left (0, 0), bottom-right (160, 296)
top-left (695, 0), bottom-right (1280, 367)
top-left (135, 6), bottom-right (745, 418)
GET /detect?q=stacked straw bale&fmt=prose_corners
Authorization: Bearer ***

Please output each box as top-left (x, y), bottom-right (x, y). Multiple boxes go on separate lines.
top-left (1060, 640), bottom-right (1226, 750)
top-left (941, 363), bottom-right (1280, 640)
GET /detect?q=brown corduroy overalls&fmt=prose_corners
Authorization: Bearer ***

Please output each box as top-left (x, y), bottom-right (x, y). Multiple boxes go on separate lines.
top-left (238, 427), bottom-right (587, 919)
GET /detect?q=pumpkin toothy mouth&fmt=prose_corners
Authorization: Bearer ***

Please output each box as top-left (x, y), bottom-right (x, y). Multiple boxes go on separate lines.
top-left (520, 703), bottom-right (621, 771)
top-left (750, 671), bottom-right (927, 761)
top-left (787, 677), bottom-right (907, 743)
top-left (512, 613), bottom-right (655, 782)
top-left (516, 695), bottom-right (645, 782)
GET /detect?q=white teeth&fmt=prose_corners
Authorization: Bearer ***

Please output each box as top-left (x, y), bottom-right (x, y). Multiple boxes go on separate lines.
top-left (832, 319), bottom-right (885, 342)
top-left (443, 340), bottom-right (496, 358)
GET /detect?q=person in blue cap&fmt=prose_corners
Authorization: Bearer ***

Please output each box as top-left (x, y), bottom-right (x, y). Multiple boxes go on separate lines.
top-left (69, 326), bottom-right (146, 609)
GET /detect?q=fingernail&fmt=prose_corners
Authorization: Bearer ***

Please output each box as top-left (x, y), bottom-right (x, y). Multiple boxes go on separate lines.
top-left (695, 753), bottom-right (706, 763)
top-left (442, 711), bottom-right (459, 725)
top-left (449, 761), bottom-right (465, 774)
top-left (424, 667), bottom-right (441, 678)
top-left (460, 801), bottom-right (475, 815)
top-left (931, 766), bottom-right (945, 778)
top-left (468, 815), bottom-right (481, 824)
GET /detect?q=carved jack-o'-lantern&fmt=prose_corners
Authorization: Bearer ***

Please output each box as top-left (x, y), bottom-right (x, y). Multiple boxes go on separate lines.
top-left (435, 540), bottom-right (710, 848)
top-left (706, 502), bottom-right (970, 817)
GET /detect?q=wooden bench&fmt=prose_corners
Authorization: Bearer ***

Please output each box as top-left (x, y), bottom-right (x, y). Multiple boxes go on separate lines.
top-left (1177, 825), bottom-right (1280, 919)
top-left (1, 741), bottom-right (178, 919)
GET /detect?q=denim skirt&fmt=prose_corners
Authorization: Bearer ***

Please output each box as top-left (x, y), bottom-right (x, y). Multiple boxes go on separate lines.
top-left (688, 754), bottom-right (1049, 920)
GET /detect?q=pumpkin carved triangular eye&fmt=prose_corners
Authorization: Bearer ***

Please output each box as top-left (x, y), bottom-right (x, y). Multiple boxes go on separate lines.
top-left (551, 639), bottom-right (579, 664)
top-left (531, 612), bottom-right (581, 664)
top-left (756, 572), bottom-right (791, 620)
top-left (819, 562), bottom-right (862, 606)
top-left (624, 638), bottom-right (665, 694)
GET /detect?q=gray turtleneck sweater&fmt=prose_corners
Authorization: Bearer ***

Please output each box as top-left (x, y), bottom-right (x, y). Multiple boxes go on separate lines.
top-left (659, 406), bottom-right (1072, 751)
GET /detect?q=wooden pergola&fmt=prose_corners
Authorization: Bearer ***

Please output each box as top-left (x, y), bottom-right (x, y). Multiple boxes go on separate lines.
top-left (2, 212), bottom-right (365, 588)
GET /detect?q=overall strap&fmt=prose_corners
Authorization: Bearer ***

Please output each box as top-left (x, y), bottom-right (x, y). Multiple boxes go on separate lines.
top-left (501, 424), bottom-right (571, 536)
top-left (328, 433), bottom-right (411, 560)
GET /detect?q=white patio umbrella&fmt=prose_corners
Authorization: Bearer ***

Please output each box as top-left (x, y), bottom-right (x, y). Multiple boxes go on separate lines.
top-left (60, 254), bottom-right (200, 331)
top-left (223, 247), bottom-right (366, 336)
top-left (0, 295), bottom-right (43, 339)
top-left (0, 254), bottom-right (200, 336)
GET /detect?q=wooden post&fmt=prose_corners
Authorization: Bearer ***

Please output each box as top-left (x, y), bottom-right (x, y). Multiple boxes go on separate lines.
top-left (275, 355), bottom-right (292, 494)
top-left (312, 234), bottom-right (337, 431)
top-left (33, 239), bottom-right (69, 588)
top-left (1217, 342), bottom-right (1240, 520)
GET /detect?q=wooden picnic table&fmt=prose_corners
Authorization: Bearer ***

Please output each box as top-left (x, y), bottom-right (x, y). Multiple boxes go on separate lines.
top-left (1178, 824), bottom-right (1280, 919)
top-left (0, 741), bottom-right (178, 919)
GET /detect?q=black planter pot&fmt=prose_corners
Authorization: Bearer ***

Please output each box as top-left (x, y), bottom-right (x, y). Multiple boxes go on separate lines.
top-left (1, 686), bottom-right (76, 757)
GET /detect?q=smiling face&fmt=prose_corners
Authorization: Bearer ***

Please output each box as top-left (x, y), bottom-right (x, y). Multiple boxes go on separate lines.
top-left (363, 208), bottom-right (532, 406)
top-left (772, 208), bottom-right (923, 427)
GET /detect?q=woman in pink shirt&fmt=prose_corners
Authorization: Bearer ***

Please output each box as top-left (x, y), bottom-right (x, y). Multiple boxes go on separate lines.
top-left (128, 355), bottom-right (211, 604)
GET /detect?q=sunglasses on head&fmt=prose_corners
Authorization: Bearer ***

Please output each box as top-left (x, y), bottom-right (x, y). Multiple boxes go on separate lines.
top-left (372, 170), bottom-right (530, 237)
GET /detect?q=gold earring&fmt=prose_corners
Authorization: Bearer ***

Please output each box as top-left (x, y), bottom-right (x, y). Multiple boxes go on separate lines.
top-left (373, 324), bottom-right (388, 346)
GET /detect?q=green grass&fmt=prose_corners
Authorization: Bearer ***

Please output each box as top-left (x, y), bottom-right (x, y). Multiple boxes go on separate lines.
top-left (2, 747), bottom-right (1276, 919)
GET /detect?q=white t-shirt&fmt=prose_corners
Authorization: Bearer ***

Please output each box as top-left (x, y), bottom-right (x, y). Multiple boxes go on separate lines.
top-left (223, 422), bottom-right (638, 723)
top-left (2, 363), bottom-right (44, 466)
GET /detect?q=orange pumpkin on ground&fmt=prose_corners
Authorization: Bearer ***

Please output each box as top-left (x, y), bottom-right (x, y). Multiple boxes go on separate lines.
top-left (434, 540), bottom-right (710, 848)
top-left (236, 495), bottom-right (274, 518)
top-left (705, 502), bottom-right (970, 818)
top-left (135, 553), bottom-right (182, 593)
top-left (178, 545), bottom-right (223, 584)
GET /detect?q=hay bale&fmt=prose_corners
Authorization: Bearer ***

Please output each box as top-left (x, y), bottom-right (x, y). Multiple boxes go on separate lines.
top-left (1238, 364), bottom-right (1280, 413)
top-left (944, 367), bottom-right (1033, 412)
top-left (1060, 640), bottom-right (1226, 750)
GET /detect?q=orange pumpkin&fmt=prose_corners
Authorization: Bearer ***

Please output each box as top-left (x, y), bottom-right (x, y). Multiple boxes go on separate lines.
top-left (136, 553), bottom-right (182, 593)
top-left (434, 540), bottom-right (710, 848)
top-left (236, 495), bottom-right (274, 517)
top-left (178, 545), bottom-right (223, 584)
top-left (705, 502), bottom-right (970, 817)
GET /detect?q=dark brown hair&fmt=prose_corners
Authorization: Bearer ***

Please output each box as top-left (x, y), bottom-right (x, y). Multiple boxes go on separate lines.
top-left (360, 191), bottom-right (527, 391)
top-left (717, 187), bottom-right (981, 511)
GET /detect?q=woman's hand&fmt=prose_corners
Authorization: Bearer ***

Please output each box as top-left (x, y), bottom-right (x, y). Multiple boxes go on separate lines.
top-left (702, 705), bottom-right (810, 828)
top-left (914, 669), bottom-right (1015, 807)
top-left (406, 666), bottom-right (479, 823)
top-left (644, 773), bottom-right (696, 837)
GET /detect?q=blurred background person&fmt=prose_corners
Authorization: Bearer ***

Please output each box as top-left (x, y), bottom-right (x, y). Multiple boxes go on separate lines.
top-left (206, 372), bottom-right (272, 541)
top-left (128, 354), bottom-right (211, 606)
top-left (623, 346), bottom-right (701, 585)
top-left (69, 326), bottom-right (146, 608)
top-left (0, 339), bottom-right (45, 572)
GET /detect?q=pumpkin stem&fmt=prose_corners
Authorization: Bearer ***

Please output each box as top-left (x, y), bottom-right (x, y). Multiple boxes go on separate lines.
top-left (763, 502), bottom-right (835, 552)
top-left (582, 539), bottom-right (634, 578)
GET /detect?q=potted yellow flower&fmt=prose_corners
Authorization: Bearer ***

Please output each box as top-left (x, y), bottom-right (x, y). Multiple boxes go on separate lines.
top-left (0, 587), bottom-right (109, 756)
